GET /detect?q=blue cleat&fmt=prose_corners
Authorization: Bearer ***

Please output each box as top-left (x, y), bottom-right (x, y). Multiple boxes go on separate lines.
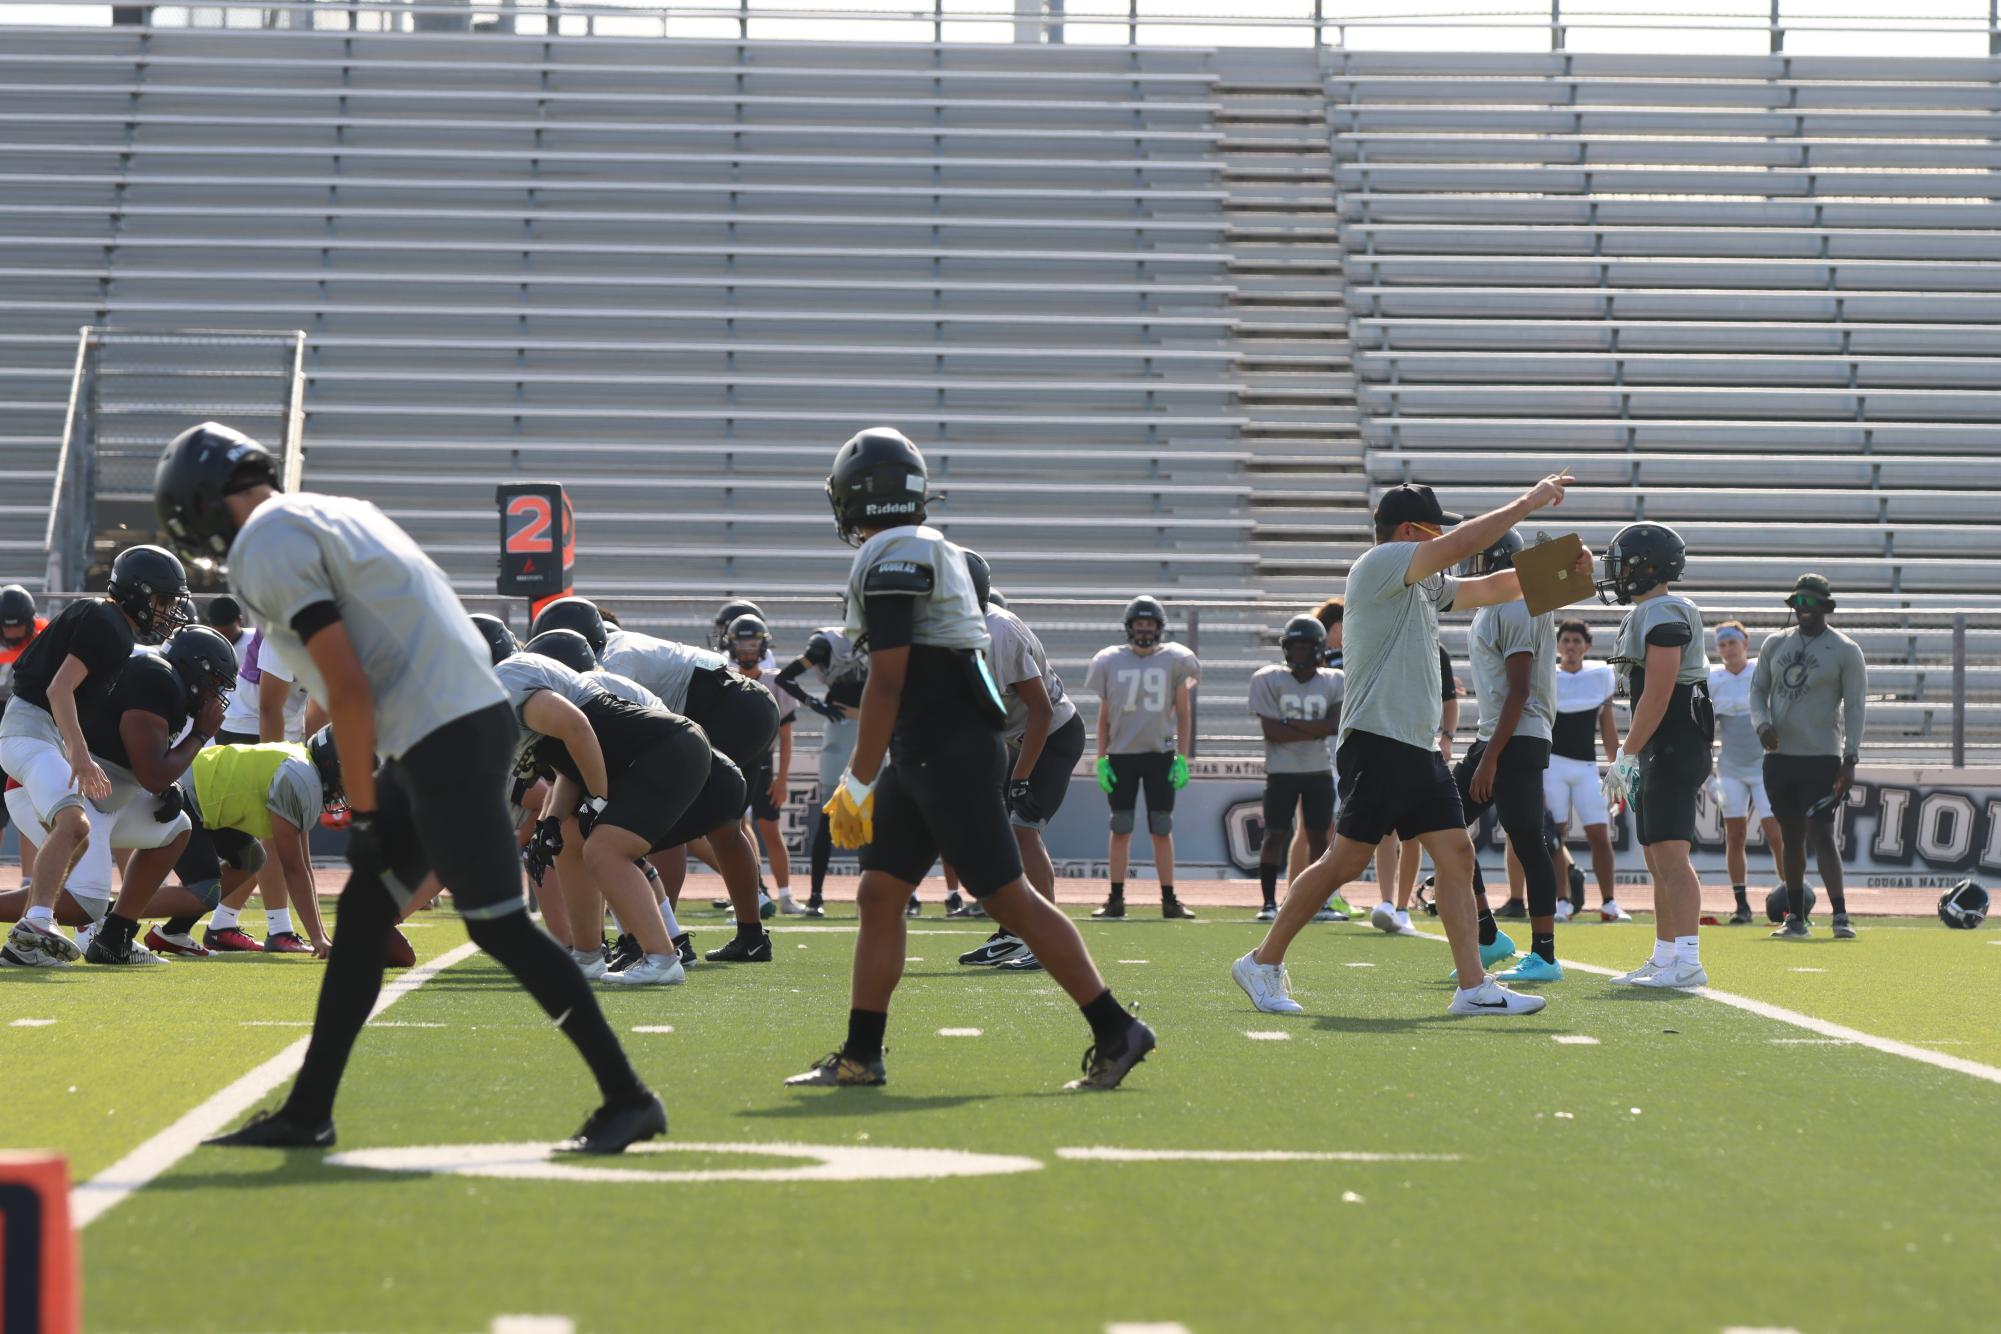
top-left (1480, 929), bottom-right (1517, 969)
top-left (1497, 953), bottom-right (1564, 983)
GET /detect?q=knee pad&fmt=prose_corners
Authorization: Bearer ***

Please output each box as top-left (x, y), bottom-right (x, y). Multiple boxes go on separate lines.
top-left (185, 877), bottom-right (223, 910)
top-left (225, 840), bottom-right (267, 874)
top-left (1108, 809), bottom-right (1136, 836)
top-left (1147, 810), bottom-right (1174, 837)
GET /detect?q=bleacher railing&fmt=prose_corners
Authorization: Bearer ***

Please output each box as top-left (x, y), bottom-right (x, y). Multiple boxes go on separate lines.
top-left (18, 1), bottom-right (2001, 54)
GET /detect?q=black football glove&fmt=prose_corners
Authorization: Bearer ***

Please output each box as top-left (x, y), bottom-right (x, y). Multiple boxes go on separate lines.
top-left (345, 811), bottom-right (386, 879)
top-left (1005, 778), bottom-right (1044, 826)
top-left (523, 816), bottom-right (563, 886)
top-left (153, 785), bottom-right (186, 823)
top-left (577, 795), bottom-right (608, 839)
top-left (809, 697), bottom-right (847, 723)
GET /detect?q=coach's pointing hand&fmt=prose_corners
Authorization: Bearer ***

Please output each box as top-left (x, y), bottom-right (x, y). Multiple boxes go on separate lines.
top-left (1524, 472), bottom-right (1573, 511)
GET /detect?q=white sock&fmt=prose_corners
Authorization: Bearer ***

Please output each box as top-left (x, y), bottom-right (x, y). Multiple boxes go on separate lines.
top-left (267, 908), bottom-right (294, 936)
top-left (571, 947), bottom-right (599, 965)
top-left (1675, 934), bottom-right (1701, 966)
top-left (658, 897), bottom-right (682, 938)
top-left (24, 904), bottom-right (55, 928)
top-left (210, 904), bottom-right (241, 930)
top-left (1650, 938), bottom-right (1676, 967)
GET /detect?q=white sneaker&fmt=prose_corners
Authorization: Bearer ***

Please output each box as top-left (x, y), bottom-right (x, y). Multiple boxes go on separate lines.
top-left (1632, 959), bottom-right (1707, 989)
top-left (1553, 900), bottom-right (1575, 924)
top-left (1231, 950), bottom-right (1303, 1014)
top-left (603, 954), bottom-right (686, 986)
top-left (3, 918), bottom-right (82, 967)
top-left (1255, 904), bottom-right (1277, 922)
top-left (572, 951), bottom-right (607, 981)
top-left (1447, 978), bottom-right (1547, 1016)
top-left (1609, 958), bottom-right (1665, 985)
top-left (779, 893), bottom-right (808, 916)
top-left (1368, 901), bottom-right (1397, 933)
top-left (1599, 900), bottom-right (1634, 923)
top-left (1393, 911), bottom-right (1420, 937)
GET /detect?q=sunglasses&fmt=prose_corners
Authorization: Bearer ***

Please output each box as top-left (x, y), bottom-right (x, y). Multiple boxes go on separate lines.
top-left (1788, 595), bottom-right (1829, 611)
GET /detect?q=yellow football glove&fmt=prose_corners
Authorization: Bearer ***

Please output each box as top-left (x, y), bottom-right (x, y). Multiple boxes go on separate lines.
top-left (823, 770), bottom-right (878, 849)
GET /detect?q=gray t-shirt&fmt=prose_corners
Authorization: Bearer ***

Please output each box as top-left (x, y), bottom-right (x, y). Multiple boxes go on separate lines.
top-left (984, 606), bottom-right (1078, 746)
top-left (1336, 541), bottom-right (1459, 752)
top-left (599, 628), bottom-right (726, 714)
top-left (1709, 661), bottom-right (1764, 779)
top-left (587, 668), bottom-right (663, 711)
top-left (1086, 642), bottom-right (1201, 755)
top-left (228, 493), bottom-right (505, 761)
top-left (842, 525), bottom-right (990, 653)
top-left (1751, 625), bottom-right (1868, 760)
top-left (1469, 602), bottom-right (1557, 744)
top-left (1611, 594), bottom-right (1709, 699)
top-left (1248, 664), bottom-right (1344, 774)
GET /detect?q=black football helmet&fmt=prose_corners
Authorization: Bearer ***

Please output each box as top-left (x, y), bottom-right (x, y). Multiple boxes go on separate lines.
top-left (0, 583), bottom-right (36, 649)
top-left (1123, 595), bottom-right (1168, 648)
top-left (529, 596), bottom-right (606, 657)
top-left (526, 628), bottom-right (598, 675)
top-left (468, 613), bottom-right (521, 667)
top-left (987, 588), bottom-right (1007, 609)
top-left (108, 544), bottom-right (193, 643)
top-left (154, 421), bottom-right (280, 559)
top-left (162, 624), bottom-right (239, 711)
top-left (305, 724), bottom-right (349, 825)
top-left (713, 599), bottom-right (766, 651)
top-left (727, 614), bottom-right (772, 667)
top-left (1280, 614), bottom-right (1327, 670)
top-left (1939, 879), bottom-right (1989, 930)
top-left (1459, 528), bottom-right (1526, 578)
top-left (826, 426), bottom-right (927, 546)
top-left (960, 547), bottom-right (993, 611)
top-left (1595, 522), bottom-right (1687, 605)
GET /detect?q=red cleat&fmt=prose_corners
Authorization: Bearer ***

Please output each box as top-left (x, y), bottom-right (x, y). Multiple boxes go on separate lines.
top-left (144, 926), bottom-right (211, 958)
top-left (203, 926), bottom-right (262, 953)
top-left (263, 931), bottom-right (315, 955)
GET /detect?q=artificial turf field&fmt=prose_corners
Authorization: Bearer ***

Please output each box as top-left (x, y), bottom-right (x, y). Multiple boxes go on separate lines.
top-left (8, 901), bottom-right (2001, 1334)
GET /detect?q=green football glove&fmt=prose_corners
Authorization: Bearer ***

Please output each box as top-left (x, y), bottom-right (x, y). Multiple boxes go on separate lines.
top-left (1170, 753), bottom-right (1189, 790)
top-left (1096, 756), bottom-right (1116, 794)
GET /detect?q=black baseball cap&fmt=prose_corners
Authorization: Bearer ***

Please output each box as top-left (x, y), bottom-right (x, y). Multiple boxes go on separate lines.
top-left (1374, 484), bottom-right (1462, 530)
top-left (204, 595), bottom-right (243, 627)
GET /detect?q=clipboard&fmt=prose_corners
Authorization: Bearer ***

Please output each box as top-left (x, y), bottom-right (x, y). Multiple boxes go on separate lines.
top-left (1513, 532), bottom-right (1590, 617)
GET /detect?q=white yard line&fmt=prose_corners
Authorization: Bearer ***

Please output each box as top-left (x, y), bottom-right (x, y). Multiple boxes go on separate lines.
top-left (72, 940), bottom-right (483, 1228)
top-left (1059, 1147), bottom-right (1462, 1164)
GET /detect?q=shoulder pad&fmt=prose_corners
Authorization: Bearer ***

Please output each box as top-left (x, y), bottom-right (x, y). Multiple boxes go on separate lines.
top-left (863, 560), bottom-right (934, 596)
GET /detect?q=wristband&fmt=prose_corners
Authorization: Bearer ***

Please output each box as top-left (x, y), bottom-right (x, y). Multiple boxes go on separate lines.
top-left (842, 771), bottom-right (877, 805)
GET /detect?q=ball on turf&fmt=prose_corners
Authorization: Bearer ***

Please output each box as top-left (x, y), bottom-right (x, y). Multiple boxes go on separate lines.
top-left (1764, 885), bottom-right (1818, 922)
top-left (1938, 880), bottom-right (1989, 930)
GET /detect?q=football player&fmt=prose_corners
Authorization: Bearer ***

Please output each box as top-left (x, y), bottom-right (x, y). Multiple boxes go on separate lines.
top-left (1546, 619), bottom-right (1630, 923)
top-left (1249, 615), bottom-right (1343, 924)
top-left (792, 427), bottom-right (1154, 1091)
top-left (1600, 522), bottom-right (1713, 988)
top-left (713, 599), bottom-right (766, 652)
top-left (1084, 595), bottom-right (1201, 921)
top-left (727, 614), bottom-right (800, 916)
top-left (0, 583), bottom-right (49, 894)
top-left (1283, 597), bottom-right (1361, 923)
top-left (158, 421), bottom-right (662, 1154)
top-left (773, 617), bottom-right (869, 916)
top-left (954, 548), bottom-right (1087, 972)
top-left (1708, 620), bottom-right (1784, 925)
top-left (0, 546), bottom-right (192, 966)
top-left (1233, 480), bottom-right (1582, 1019)
top-left (1752, 574), bottom-right (1868, 940)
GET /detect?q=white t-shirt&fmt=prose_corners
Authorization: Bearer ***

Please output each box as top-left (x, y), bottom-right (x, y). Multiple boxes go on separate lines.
top-left (219, 629), bottom-right (311, 741)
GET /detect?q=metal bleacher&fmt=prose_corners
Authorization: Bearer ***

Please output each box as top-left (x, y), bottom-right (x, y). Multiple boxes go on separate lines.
top-left (1330, 48), bottom-right (2001, 761)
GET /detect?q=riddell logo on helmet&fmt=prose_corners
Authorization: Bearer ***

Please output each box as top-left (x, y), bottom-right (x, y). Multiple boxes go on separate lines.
top-left (864, 501), bottom-right (914, 515)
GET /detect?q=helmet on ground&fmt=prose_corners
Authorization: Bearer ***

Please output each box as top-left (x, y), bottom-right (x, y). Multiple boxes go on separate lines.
top-left (1765, 884), bottom-right (1819, 924)
top-left (1939, 880), bottom-right (1988, 930)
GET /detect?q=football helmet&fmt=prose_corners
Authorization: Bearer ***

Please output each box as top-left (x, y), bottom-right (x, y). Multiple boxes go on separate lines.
top-left (825, 426), bottom-right (926, 547)
top-left (0, 583), bottom-right (37, 648)
top-left (987, 589), bottom-right (1008, 610)
top-left (1939, 879), bottom-right (1988, 930)
top-left (468, 613), bottom-right (521, 667)
top-left (108, 544), bottom-right (193, 643)
top-left (529, 596), bottom-right (606, 657)
top-left (526, 628), bottom-right (598, 675)
top-left (1280, 614), bottom-right (1327, 671)
top-left (162, 624), bottom-right (240, 711)
top-left (712, 599), bottom-right (766, 650)
top-left (154, 421), bottom-right (280, 559)
top-left (305, 724), bottom-right (350, 827)
top-left (960, 547), bottom-right (993, 611)
top-left (1459, 528), bottom-right (1526, 578)
top-left (727, 614), bottom-right (772, 667)
top-left (1764, 884), bottom-right (1819, 924)
top-left (1595, 522), bottom-right (1687, 605)
top-left (1123, 595), bottom-right (1168, 648)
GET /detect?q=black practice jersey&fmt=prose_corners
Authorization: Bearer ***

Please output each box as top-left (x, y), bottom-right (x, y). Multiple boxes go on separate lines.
top-left (9, 599), bottom-right (135, 716)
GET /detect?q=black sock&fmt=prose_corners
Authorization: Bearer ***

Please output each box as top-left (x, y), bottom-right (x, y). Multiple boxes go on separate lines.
top-left (165, 915), bottom-right (200, 936)
top-left (283, 878), bottom-right (399, 1123)
top-left (466, 910), bottom-right (647, 1105)
top-left (735, 920), bottom-right (766, 944)
top-left (843, 1007), bottom-right (888, 1064)
top-left (1160, 882), bottom-right (1176, 903)
top-left (101, 911), bottom-right (138, 948)
top-left (1732, 883), bottom-right (1749, 909)
top-left (809, 812), bottom-right (831, 903)
top-left (1478, 906), bottom-right (1497, 947)
top-left (1532, 931), bottom-right (1557, 965)
top-left (1080, 988), bottom-right (1131, 1054)
top-left (1259, 863), bottom-right (1279, 908)
top-left (1108, 881), bottom-right (1124, 900)
top-left (1787, 882), bottom-right (1806, 921)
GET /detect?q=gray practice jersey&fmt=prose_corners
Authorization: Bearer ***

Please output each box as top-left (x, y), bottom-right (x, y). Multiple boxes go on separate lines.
top-left (187, 753), bottom-right (323, 834)
top-left (599, 628), bottom-right (725, 714)
top-left (1751, 626), bottom-right (1868, 760)
top-left (587, 669), bottom-right (663, 711)
top-left (228, 493), bottom-right (505, 761)
top-left (805, 627), bottom-right (869, 695)
top-left (494, 653), bottom-right (601, 728)
top-left (984, 606), bottom-right (1078, 746)
top-left (1468, 602), bottom-right (1557, 744)
top-left (842, 525), bottom-right (990, 652)
top-left (1709, 662), bottom-right (1764, 779)
top-left (1086, 642), bottom-right (1201, 755)
top-left (1337, 541), bottom-right (1459, 752)
top-left (1248, 664), bottom-right (1344, 774)
top-left (1611, 594), bottom-right (1709, 698)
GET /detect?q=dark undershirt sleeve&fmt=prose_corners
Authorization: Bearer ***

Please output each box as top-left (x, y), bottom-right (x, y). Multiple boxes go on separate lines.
top-left (861, 594), bottom-right (916, 653)
top-left (290, 600), bottom-right (342, 643)
top-left (1645, 623), bottom-right (1692, 649)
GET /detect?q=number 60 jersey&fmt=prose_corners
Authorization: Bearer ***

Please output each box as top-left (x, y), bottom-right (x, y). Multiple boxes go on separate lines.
top-left (1085, 641), bottom-right (1201, 756)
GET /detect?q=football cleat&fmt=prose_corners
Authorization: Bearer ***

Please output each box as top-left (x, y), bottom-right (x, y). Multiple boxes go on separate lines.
top-left (1494, 899), bottom-right (1529, 920)
top-left (1599, 901), bottom-right (1635, 923)
top-left (785, 1052), bottom-right (887, 1087)
top-left (943, 891), bottom-right (965, 916)
top-left (1256, 904), bottom-right (1277, 922)
top-left (1496, 954), bottom-right (1564, 983)
top-left (557, 1092), bottom-right (667, 1155)
top-left (1727, 904), bottom-right (1756, 926)
top-left (1326, 893), bottom-right (1358, 919)
top-left (1771, 916), bottom-right (1811, 940)
top-left (1832, 913), bottom-right (1858, 940)
top-left (1609, 959), bottom-right (1664, 986)
top-left (86, 933), bottom-right (168, 966)
top-left (602, 954), bottom-right (686, 986)
top-left (572, 950), bottom-right (608, 980)
top-left (705, 931), bottom-right (773, 963)
top-left (905, 895), bottom-right (922, 918)
top-left (1232, 951), bottom-right (1303, 1014)
top-left (1447, 979), bottom-right (1546, 1016)
top-left (263, 931), bottom-right (314, 955)
top-left (1090, 896), bottom-right (1125, 920)
top-left (779, 894), bottom-right (811, 917)
top-left (759, 891), bottom-right (777, 921)
top-left (1065, 1017), bottom-right (1156, 1092)
top-left (799, 900), bottom-right (827, 919)
top-left (4, 919), bottom-right (81, 967)
top-left (1632, 960), bottom-right (1707, 989)
top-left (203, 1109), bottom-right (335, 1149)
top-left (144, 926), bottom-right (210, 958)
top-left (1567, 863), bottom-right (1587, 912)
top-left (203, 925), bottom-right (262, 953)
top-left (1553, 900), bottom-right (1575, 924)
top-left (1481, 929), bottom-right (1518, 970)
top-left (958, 931), bottom-right (1027, 967)
top-left (994, 952), bottom-right (1045, 973)
top-left (1369, 901), bottom-right (1399, 934)
top-left (607, 933), bottom-right (643, 973)
top-left (672, 932), bottom-right (697, 966)
top-left (1162, 898), bottom-right (1197, 921)
top-left (1312, 902), bottom-right (1348, 923)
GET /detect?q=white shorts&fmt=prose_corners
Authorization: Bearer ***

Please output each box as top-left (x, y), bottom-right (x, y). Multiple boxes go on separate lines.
top-left (5, 779), bottom-right (191, 913)
top-left (1719, 771), bottom-right (1772, 822)
top-left (0, 701), bottom-right (90, 827)
top-left (1542, 754), bottom-right (1609, 828)
top-left (817, 716), bottom-right (857, 793)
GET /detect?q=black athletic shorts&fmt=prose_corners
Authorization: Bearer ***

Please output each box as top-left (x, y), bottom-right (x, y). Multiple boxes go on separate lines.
top-left (1334, 729), bottom-right (1465, 845)
top-left (596, 718), bottom-right (712, 850)
top-left (748, 751), bottom-right (781, 822)
top-left (650, 751), bottom-right (748, 854)
top-left (1264, 769), bottom-right (1335, 836)
top-left (1107, 750), bottom-right (1175, 815)
top-left (1008, 711), bottom-right (1086, 830)
top-left (1765, 753), bottom-right (1843, 824)
top-left (365, 702), bottom-right (527, 919)
top-left (1451, 735), bottom-right (1551, 825)
top-left (862, 725), bottom-right (1023, 897)
top-left (215, 728), bottom-right (259, 746)
top-left (172, 809), bottom-right (260, 889)
top-left (1633, 731), bottom-right (1708, 848)
top-left (684, 666), bottom-right (780, 777)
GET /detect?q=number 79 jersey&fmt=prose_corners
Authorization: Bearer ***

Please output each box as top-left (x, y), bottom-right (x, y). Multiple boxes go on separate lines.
top-left (1086, 642), bottom-right (1201, 755)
